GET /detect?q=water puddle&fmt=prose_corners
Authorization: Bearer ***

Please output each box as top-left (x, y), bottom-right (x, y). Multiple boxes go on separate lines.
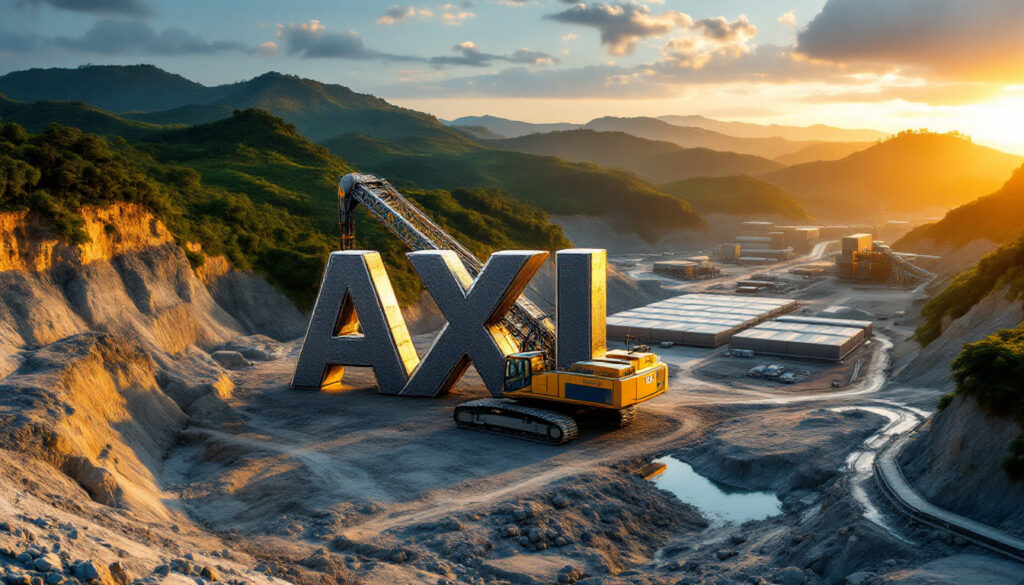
top-left (648, 456), bottom-right (782, 525)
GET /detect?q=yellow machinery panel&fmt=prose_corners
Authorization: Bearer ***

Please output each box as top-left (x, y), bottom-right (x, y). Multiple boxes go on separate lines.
top-left (505, 351), bottom-right (667, 409)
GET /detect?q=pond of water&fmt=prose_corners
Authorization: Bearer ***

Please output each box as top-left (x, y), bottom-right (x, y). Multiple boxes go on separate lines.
top-left (649, 456), bottom-right (782, 525)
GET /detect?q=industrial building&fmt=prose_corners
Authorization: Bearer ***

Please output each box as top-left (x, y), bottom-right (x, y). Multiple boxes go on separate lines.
top-left (652, 260), bottom-right (720, 280)
top-left (730, 315), bottom-right (872, 361)
top-left (606, 293), bottom-right (798, 347)
top-left (719, 221), bottom-right (799, 264)
top-left (834, 234), bottom-right (936, 285)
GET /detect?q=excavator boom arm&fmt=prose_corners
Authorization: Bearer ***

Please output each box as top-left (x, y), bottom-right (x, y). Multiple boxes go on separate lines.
top-left (338, 173), bottom-right (556, 359)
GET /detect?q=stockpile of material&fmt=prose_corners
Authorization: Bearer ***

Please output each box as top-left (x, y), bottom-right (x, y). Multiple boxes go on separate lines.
top-left (606, 294), bottom-right (797, 347)
top-left (729, 315), bottom-right (872, 361)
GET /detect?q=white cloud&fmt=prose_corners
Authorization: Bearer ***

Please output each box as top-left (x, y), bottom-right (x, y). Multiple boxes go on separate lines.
top-left (544, 2), bottom-right (693, 55)
top-left (377, 5), bottom-right (434, 25)
top-left (276, 20), bottom-right (420, 60)
top-left (777, 10), bottom-right (796, 28)
top-left (258, 41), bottom-right (277, 56)
top-left (440, 4), bottom-right (476, 25)
top-left (428, 41), bottom-right (557, 66)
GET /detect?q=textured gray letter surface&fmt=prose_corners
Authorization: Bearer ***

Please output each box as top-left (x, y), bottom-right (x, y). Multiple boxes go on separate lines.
top-left (291, 251), bottom-right (419, 393)
top-left (556, 248), bottom-right (607, 368)
top-left (402, 250), bottom-right (548, 397)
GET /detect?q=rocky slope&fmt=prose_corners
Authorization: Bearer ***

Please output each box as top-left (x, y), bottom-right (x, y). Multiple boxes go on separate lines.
top-left (901, 394), bottom-right (1024, 537)
top-left (897, 285), bottom-right (1024, 391)
top-left (0, 204), bottom-right (330, 585)
top-left (0, 204), bottom-right (305, 377)
top-left (0, 203), bottom-right (309, 504)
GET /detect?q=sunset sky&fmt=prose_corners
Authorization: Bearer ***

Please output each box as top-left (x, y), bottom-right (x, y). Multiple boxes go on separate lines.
top-left (2, 0), bottom-right (1023, 153)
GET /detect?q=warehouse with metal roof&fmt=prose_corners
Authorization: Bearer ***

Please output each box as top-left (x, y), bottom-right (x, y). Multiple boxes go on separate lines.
top-left (729, 315), bottom-right (872, 361)
top-left (606, 293), bottom-right (798, 347)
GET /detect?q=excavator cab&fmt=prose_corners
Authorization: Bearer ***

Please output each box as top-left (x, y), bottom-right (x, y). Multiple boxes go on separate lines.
top-left (503, 351), bottom-right (545, 393)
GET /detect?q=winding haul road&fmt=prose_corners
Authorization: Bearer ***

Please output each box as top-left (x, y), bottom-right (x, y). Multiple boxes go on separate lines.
top-left (874, 425), bottom-right (1024, 562)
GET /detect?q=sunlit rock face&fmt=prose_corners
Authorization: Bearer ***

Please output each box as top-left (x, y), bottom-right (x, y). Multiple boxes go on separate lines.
top-left (0, 203), bottom-right (306, 379)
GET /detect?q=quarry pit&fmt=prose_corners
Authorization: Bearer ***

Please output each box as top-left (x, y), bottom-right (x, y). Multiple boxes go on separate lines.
top-left (1, 216), bottom-right (1020, 585)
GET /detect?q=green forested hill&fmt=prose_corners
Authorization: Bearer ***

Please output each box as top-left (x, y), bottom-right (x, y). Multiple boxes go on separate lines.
top-left (488, 129), bottom-right (783, 183)
top-left (325, 132), bottom-right (705, 234)
top-left (0, 66), bottom-right (705, 238)
top-left (659, 175), bottom-right (811, 219)
top-left (0, 112), bottom-right (570, 307)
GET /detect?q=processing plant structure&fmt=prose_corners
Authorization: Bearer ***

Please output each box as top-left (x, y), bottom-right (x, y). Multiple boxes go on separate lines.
top-left (835, 233), bottom-right (937, 286)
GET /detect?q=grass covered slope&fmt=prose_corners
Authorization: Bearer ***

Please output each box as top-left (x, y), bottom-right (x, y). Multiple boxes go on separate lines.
top-left (897, 164), bottom-right (1024, 252)
top-left (916, 235), bottom-right (1024, 346)
top-left (325, 133), bottom-right (706, 236)
top-left (761, 131), bottom-right (1024, 218)
top-left (660, 175), bottom-right (811, 220)
top-left (0, 112), bottom-right (570, 307)
top-left (489, 129), bottom-right (783, 183)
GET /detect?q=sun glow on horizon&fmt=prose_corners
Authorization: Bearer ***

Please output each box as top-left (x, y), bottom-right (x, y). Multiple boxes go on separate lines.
top-left (391, 91), bottom-right (1024, 156)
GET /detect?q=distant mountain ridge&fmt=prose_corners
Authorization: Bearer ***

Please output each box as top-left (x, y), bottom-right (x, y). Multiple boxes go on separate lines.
top-left (448, 114), bottom-right (878, 160)
top-left (0, 93), bottom-right (171, 140)
top-left (445, 115), bottom-right (577, 138)
top-left (0, 66), bottom-right (460, 145)
top-left (656, 114), bottom-right (885, 142)
top-left (487, 129), bottom-right (783, 183)
top-left (759, 131), bottom-right (1024, 220)
top-left (0, 65), bottom-right (227, 112)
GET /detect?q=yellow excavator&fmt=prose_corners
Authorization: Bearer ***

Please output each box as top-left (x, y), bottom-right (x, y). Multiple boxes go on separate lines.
top-left (338, 173), bottom-right (668, 444)
top-left (451, 347), bottom-right (668, 444)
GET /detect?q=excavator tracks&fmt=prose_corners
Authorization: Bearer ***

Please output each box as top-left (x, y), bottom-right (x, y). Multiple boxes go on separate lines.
top-left (453, 399), bottom-right (580, 445)
top-left (605, 405), bottom-right (636, 428)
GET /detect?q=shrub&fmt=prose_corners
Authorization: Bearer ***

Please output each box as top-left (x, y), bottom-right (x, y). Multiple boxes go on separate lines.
top-left (185, 249), bottom-right (206, 269)
top-left (936, 393), bottom-right (955, 411)
top-left (952, 328), bottom-right (1024, 414)
top-left (950, 326), bottom-right (1024, 481)
top-left (1004, 435), bottom-right (1024, 480)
